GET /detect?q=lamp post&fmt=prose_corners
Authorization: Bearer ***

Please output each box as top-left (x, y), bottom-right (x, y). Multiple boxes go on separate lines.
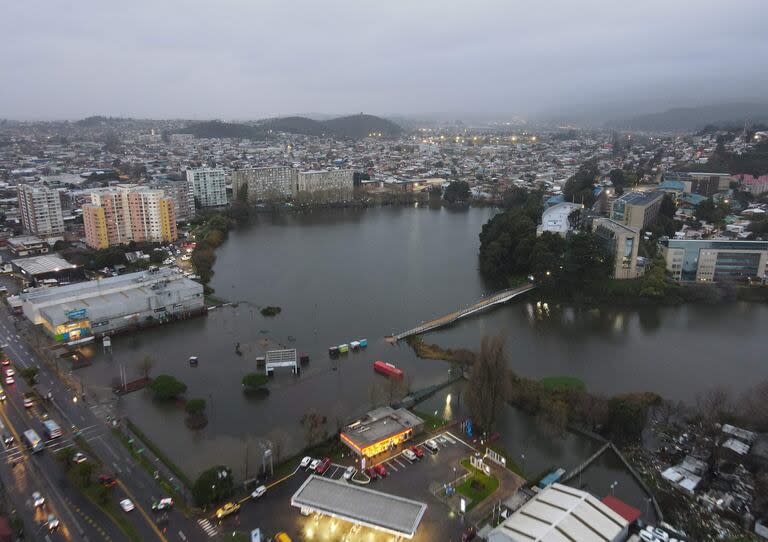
top-left (610, 481), bottom-right (618, 496)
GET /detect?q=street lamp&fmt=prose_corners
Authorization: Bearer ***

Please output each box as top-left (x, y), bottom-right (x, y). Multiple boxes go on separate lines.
top-left (610, 481), bottom-right (618, 496)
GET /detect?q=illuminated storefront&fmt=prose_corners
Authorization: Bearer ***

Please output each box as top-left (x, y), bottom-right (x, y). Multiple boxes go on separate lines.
top-left (340, 407), bottom-right (424, 458)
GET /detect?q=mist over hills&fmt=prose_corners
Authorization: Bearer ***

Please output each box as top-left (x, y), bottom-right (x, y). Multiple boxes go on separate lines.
top-left (607, 103), bottom-right (768, 132)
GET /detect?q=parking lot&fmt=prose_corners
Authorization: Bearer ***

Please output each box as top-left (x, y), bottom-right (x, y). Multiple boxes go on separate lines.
top-left (224, 430), bottom-right (477, 541)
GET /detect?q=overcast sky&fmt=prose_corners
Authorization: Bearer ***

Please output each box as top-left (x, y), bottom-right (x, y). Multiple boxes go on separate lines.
top-left (2, 0), bottom-right (767, 120)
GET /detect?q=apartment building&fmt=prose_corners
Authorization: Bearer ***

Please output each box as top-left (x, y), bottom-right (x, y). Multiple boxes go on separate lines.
top-left (186, 168), bottom-right (227, 207)
top-left (82, 186), bottom-right (176, 249)
top-left (593, 218), bottom-right (640, 279)
top-left (231, 166), bottom-right (296, 202)
top-left (17, 184), bottom-right (64, 236)
top-left (151, 181), bottom-right (195, 221)
top-left (610, 190), bottom-right (663, 230)
top-left (296, 169), bottom-right (354, 202)
top-left (661, 239), bottom-right (768, 282)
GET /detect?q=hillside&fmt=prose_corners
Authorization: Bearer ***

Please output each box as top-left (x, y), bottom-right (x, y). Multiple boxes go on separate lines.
top-left (262, 116), bottom-right (326, 136)
top-left (609, 103), bottom-right (768, 132)
top-left (320, 114), bottom-right (403, 139)
top-left (180, 120), bottom-right (266, 140)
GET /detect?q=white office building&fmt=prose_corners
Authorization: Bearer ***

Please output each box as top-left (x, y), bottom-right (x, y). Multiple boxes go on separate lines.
top-left (17, 184), bottom-right (64, 236)
top-left (186, 168), bottom-right (227, 207)
top-left (537, 202), bottom-right (583, 236)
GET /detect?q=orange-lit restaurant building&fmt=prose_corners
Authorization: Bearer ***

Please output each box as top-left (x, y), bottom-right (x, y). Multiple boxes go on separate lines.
top-left (340, 407), bottom-right (424, 458)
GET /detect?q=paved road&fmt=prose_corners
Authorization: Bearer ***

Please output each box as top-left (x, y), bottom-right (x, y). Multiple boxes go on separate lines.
top-left (0, 303), bottom-right (207, 542)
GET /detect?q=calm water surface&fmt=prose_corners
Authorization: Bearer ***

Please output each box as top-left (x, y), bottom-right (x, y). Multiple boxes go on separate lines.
top-left (74, 207), bottom-right (768, 484)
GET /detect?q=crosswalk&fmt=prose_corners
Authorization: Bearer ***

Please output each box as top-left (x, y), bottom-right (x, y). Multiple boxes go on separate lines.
top-left (1, 424), bottom-right (103, 463)
top-left (197, 518), bottom-right (218, 538)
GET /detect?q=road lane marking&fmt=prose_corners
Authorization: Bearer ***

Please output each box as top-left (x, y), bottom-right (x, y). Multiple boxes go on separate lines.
top-left (117, 479), bottom-right (169, 542)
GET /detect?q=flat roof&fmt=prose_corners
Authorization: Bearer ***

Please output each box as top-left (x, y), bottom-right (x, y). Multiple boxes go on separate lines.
top-left (488, 483), bottom-right (628, 542)
top-left (291, 475), bottom-right (427, 539)
top-left (615, 190), bottom-right (663, 206)
top-left (342, 407), bottom-right (423, 448)
top-left (12, 255), bottom-right (77, 275)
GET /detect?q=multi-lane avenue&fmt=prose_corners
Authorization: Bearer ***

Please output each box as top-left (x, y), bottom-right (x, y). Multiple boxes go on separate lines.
top-left (0, 287), bottom-right (207, 542)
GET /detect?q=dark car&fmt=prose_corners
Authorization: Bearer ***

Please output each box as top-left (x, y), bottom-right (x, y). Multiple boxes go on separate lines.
top-left (365, 467), bottom-right (378, 480)
top-left (315, 457), bottom-right (332, 474)
top-left (373, 464), bottom-right (387, 477)
top-left (461, 526), bottom-right (477, 542)
top-left (98, 475), bottom-right (117, 488)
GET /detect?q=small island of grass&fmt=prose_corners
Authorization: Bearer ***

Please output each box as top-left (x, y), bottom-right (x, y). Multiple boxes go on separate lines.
top-left (261, 306), bottom-right (282, 317)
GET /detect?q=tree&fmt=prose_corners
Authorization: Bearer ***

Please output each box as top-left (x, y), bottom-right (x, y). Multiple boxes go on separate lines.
top-left (192, 466), bottom-right (233, 507)
top-left (466, 335), bottom-right (509, 433)
top-left (137, 356), bottom-right (155, 380)
top-left (185, 398), bottom-right (206, 416)
top-left (242, 373), bottom-right (269, 390)
top-left (659, 193), bottom-right (677, 219)
top-left (605, 397), bottom-right (646, 445)
top-left (72, 461), bottom-right (96, 489)
top-left (149, 250), bottom-right (168, 264)
top-left (536, 399), bottom-right (569, 437)
top-left (300, 410), bottom-right (328, 448)
top-left (563, 159), bottom-right (599, 207)
top-left (443, 181), bottom-right (471, 204)
top-left (148, 374), bottom-right (187, 400)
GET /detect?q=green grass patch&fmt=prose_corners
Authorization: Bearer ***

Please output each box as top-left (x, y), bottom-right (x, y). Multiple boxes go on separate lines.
top-left (539, 376), bottom-right (586, 392)
top-left (456, 459), bottom-right (500, 509)
top-left (260, 306), bottom-right (282, 317)
top-left (413, 410), bottom-right (449, 431)
top-left (126, 418), bottom-right (192, 488)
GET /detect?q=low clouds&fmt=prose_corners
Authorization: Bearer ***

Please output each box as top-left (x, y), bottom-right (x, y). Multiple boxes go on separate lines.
top-left (2, 0), bottom-right (766, 119)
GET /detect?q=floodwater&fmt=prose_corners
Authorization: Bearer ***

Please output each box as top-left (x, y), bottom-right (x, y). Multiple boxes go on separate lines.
top-left (73, 206), bottom-right (768, 485)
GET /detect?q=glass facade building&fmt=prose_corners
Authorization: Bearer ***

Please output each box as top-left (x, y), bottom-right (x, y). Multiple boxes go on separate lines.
top-left (661, 239), bottom-right (768, 282)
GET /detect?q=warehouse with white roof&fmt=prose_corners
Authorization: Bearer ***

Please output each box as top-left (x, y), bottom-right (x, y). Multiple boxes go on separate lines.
top-left (488, 483), bottom-right (630, 542)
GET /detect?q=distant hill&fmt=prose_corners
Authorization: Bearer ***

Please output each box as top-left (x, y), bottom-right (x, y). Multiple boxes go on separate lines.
top-left (261, 113), bottom-right (403, 139)
top-left (180, 120), bottom-right (266, 140)
top-left (262, 116), bottom-right (327, 136)
top-left (180, 114), bottom-right (402, 140)
top-left (609, 103), bottom-right (768, 132)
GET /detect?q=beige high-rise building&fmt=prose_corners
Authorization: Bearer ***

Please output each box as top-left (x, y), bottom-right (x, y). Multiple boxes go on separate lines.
top-left (593, 218), bottom-right (640, 279)
top-left (17, 184), bottom-right (64, 236)
top-left (83, 186), bottom-right (176, 249)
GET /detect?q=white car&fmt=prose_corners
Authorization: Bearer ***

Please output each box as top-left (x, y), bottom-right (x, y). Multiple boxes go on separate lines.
top-left (638, 531), bottom-right (655, 542)
top-left (309, 459), bottom-right (321, 471)
top-left (120, 499), bottom-right (135, 512)
top-left (402, 449), bottom-right (417, 462)
top-left (653, 528), bottom-right (669, 542)
top-left (4, 376), bottom-right (14, 386)
top-left (424, 439), bottom-right (439, 453)
top-left (251, 485), bottom-right (267, 498)
top-left (46, 514), bottom-right (59, 531)
top-left (4, 368), bottom-right (14, 377)
top-left (32, 491), bottom-right (45, 507)
top-left (342, 466), bottom-right (355, 480)
top-left (300, 456), bottom-right (312, 468)
top-left (152, 497), bottom-right (174, 511)
top-left (73, 452), bottom-right (87, 464)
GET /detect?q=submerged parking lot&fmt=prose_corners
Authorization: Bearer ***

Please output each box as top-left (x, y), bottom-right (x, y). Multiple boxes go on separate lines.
top-left (217, 431), bottom-right (477, 541)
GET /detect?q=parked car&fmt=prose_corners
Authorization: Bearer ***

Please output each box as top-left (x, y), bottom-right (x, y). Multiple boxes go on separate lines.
top-left (215, 502), bottom-right (240, 519)
top-left (5, 368), bottom-right (14, 377)
top-left (365, 467), bottom-right (378, 480)
top-left (23, 394), bottom-right (34, 408)
top-left (315, 458), bottom-right (332, 474)
top-left (373, 464), bottom-right (387, 477)
top-left (436, 435), bottom-right (448, 445)
top-left (73, 452), bottom-right (87, 464)
top-left (409, 445), bottom-right (424, 458)
top-left (152, 498), bottom-right (174, 511)
top-left (32, 492), bottom-right (45, 507)
top-left (1, 358), bottom-right (10, 366)
top-left (402, 449), bottom-right (417, 462)
top-left (309, 458), bottom-right (321, 471)
top-left (342, 466), bottom-right (355, 480)
top-left (99, 475), bottom-right (117, 488)
top-left (251, 485), bottom-right (267, 498)
top-left (120, 499), bottom-right (134, 512)
top-left (461, 526), bottom-right (477, 541)
top-left (4, 376), bottom-right (14, 386)
top-left (300, 456), bottom-right (312, 469)
top-left (424, 439), bottom-right (439, 453)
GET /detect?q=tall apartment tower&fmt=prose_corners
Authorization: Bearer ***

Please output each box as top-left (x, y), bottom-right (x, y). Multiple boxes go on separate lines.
top-left (231, 166), bottom-right (296, 202)
top-left (82, 186), bottom-right (176, 249)
top-left (17, 184), bottom-right (65, 236)
top-left (186, 168), bottom-right (227, 207)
